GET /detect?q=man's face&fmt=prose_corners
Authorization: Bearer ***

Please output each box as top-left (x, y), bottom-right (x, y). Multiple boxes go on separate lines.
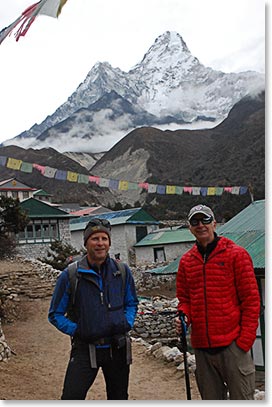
top-left (85, 232), bottom-right (110, 264)
top-left (189, 214), bottom-right (216, 245)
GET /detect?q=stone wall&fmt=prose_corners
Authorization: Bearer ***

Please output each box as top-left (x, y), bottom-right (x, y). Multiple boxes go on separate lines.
top-left (131, 296), bottom-right (178, 342)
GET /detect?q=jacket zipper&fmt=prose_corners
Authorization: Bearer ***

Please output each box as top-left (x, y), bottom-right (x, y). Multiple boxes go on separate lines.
top-left (203, 253), bottom-right (211, 348)
top-left (97, 266), bottom-right (104, 305)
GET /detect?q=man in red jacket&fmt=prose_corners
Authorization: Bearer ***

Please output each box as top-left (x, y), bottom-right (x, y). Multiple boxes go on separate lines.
top-left (176, 204), bottom-right (260, 400)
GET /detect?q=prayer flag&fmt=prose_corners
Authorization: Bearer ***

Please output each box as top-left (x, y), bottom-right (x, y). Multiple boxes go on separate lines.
top-left (166, 185), bottom-right (176, 194)
top-left (192, 187), bottom-right (201, 195)
top-left (44, 166), bottom-right (57, 178)
top-left (99, 177), bottom-right (110, 188)
top-left (148, 184), bottom-right (157, 193)
top-left (175, 186), bottom-right (183, 195)
top-left (109, 179), bottom-right (119, 190)
top-left (6, 157), bottom-right (22, 170)
top-left (215, 187), bottom-right (224, 196)
top-left (128, 182), bottom-right (138, 190)
top-left (157, 185), bottom-right (166, 194)
top-left (20, 161), bottom-right (33, 173)
top-left (67, 171), bottom-right (78, 182)
top-left (119, 180), bottom-right (129, 191)
top-left (89, 176), bottom-right (100, 184)
top-left (55, 169), bottom-right (67, 180)
top-left (0, 0), bottom-right (68, 45)
top-left (207, 187), bottom-right (216, 196)
top-left (239, 186), bottom-right (248, 195)
top-left (183, 186), bottom-right (193, 194)
top-left (0, 156), bottom-right (7, 166)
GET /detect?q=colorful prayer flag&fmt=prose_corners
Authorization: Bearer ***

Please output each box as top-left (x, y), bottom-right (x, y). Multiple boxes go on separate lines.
top-left (99, 177), bottom-right (110, 188)
top-left (0, 156), bottom-right (7, 166)
top-left (55, 169), bottom-right (67, 180)
top-left (44, 166), bottom-right (57, 178)
top-left (0, 0), bottom-right (68, 45)
top-left (67, 171), bottom-right (78, 183)
top-left (119, 180), bottom-right (129, 191)
top-left (20, 161), bottom-right (33, 173)
top-left (77, 174), bottom-right (90, 184)
top-left (166, 185), bottom-right (176, 194)
top-left (6, 157), bottom-right (22, 170)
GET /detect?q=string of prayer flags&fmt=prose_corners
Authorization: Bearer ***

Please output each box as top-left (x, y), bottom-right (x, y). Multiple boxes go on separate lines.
top-left (0, 154), bottom-right (249, 197)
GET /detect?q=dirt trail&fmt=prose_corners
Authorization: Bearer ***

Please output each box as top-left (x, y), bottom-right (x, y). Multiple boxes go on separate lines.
top-left (0, 297), bottom-right (200, 400)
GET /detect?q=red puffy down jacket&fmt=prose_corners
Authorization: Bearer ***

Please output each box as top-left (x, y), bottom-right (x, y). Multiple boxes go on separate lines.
top-left (176, 236), bottom-right (260, 352)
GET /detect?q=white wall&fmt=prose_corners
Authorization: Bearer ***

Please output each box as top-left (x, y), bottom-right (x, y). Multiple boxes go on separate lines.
top-left (70, 223), bottom-right (158, 265)
top-left (135, 242), bottom-right (194, 264)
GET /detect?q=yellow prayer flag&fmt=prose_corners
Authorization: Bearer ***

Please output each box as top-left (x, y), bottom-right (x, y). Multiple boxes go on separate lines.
top-left (166, 185), bottom-right (176, 194)
top-left (207, 187), bottom-right (216, 195)
top-left (67, 171), bottom-right (78, 182)
top-left (6, 157), bottom-right (22, 170)
top-left (119, 180), bottom-right (129, 191)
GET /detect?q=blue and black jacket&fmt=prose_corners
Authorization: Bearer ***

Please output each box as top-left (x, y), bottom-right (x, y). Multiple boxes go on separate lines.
top-left (48, 255), bottom-right (138, 342)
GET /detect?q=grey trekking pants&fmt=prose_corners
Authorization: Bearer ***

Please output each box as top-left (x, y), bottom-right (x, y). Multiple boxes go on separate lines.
top-left (194, 341), bottom-right (255, 400)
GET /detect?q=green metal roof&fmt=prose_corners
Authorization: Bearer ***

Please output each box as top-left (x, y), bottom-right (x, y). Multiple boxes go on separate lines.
top-left (150, 200), bottom-right (265, 274)
top-left (20, 198), bottom-right (75, 219)
top-left (217, 231), bottom-right (265, 269)
top-left (70, 208), bottom-right (160, 231)
top-left (217, 200), bottom-right (265, 269)
top-left (148, 256), bottom-right (181, 275)
top-left (134, 228), bottom-right (195, 247)
top-left (217, 200), bottom-right (265, 233)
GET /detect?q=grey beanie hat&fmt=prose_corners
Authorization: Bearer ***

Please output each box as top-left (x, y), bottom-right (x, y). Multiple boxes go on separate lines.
top-left (83, 218), bottom-right (111, 246)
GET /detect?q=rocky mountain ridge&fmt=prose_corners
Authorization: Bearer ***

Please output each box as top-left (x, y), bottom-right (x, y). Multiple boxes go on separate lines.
top-left (2, 31), bottom-right (264, 153)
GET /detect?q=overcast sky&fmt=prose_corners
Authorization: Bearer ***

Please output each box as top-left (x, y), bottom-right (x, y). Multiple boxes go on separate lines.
top-left (0, 0), bottom-right (266, 144)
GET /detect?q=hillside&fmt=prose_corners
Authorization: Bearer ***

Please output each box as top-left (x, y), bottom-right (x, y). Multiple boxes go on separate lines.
top-left (0, 146), bottom-right (115, 207)
top-left (0, 92), bottom-right (265, 220)
top-left (91, 92), bottom-right (265, 219)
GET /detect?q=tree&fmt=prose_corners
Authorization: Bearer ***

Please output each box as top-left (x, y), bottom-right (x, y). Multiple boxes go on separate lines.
top-left (39, 240), bottom-right (81, 270)
top-left (0, 197), bottom-right (29, 259)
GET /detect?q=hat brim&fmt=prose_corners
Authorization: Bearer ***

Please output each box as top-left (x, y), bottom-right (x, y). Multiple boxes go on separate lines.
top-left (188, 210), bottom-right (213, 220)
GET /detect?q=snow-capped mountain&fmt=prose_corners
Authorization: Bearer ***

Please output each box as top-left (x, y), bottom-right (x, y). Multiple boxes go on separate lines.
top-left (2, 31), bottom-right (264, 153)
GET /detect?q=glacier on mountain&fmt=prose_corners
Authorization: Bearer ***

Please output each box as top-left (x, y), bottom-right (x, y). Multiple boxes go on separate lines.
top-left (2, 31), bottom-right (264, 153)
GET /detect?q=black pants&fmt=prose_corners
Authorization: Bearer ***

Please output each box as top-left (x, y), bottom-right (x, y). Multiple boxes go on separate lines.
top-left (61, 342), bottom-right (130, 400)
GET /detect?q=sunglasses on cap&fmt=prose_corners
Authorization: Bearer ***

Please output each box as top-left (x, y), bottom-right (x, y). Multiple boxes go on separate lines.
top-left (85, 218), bottom-right (111, 231)
top-left (189, 216), bottom-right (214, 226)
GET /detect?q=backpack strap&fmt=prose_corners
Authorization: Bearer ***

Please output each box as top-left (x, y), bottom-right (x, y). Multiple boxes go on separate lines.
top-left (66, 259), bottom-right (127, 319)
top-left (67, 261), bottom-right (79, 320)
top-left (114, 260), bottom-right (127, 301)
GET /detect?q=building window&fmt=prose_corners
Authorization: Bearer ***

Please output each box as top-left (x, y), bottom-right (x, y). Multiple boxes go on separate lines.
top-left (22, 191), bottom-right (29, 199)
top-left (136, 226), bottom-right (148, 242)
top-left (153, 247), bottom-right (166, 262)
top-left (18, 219), bottom-right (59, 243)
top-left (11, 191), bottom-right (18, 199)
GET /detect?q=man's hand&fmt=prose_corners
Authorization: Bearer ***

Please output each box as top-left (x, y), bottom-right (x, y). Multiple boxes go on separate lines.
top-left (175, 314), bottom-right (188, 335)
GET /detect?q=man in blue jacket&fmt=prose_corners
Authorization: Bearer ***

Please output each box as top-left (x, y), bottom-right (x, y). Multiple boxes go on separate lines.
top-left (48, 218), bottom-right (138, 400)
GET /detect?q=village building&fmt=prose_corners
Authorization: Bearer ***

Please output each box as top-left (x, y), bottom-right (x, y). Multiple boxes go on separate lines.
top-left (17, 197), bottom-right (76, 259)
top-left (0, 178), bottom-right (37, 201)
top-left (0, 178), bottom-right (52, 202)
top-left (69, 208), bottom-right (160, 264)
top-left (134, 227), bottom-right (195, 264)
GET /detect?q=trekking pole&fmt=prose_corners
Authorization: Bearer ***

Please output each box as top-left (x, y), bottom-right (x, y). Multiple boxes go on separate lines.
top-left (178, 311), bottom-right (191, 400)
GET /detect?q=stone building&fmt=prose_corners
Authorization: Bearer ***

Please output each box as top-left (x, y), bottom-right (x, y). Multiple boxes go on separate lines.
top-left (17, 197), bottom-right (76, 259)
